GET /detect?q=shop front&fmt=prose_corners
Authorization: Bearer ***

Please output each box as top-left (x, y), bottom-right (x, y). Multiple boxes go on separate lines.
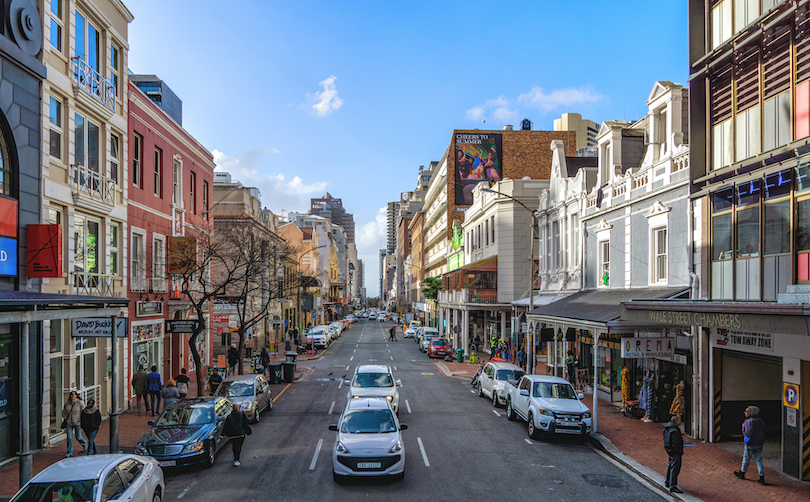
top-left (131, 319), bottom-right (163, 374)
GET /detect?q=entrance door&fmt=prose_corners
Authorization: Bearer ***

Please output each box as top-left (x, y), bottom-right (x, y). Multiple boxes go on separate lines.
top-left (0, 333), bottom-right (13, 459)
top-left (74, 337), bottom-right (99, 405)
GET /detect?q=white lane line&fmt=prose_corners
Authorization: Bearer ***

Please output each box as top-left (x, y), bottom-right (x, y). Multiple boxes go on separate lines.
top-left (390, 356), bottom-right (394, 361)
top-left (417, 437), bottom-right (430, 467)
top-left (176, 488), bottom-right (190, 499)
top-left (350, 356), bottom-right (354, 361)
top-left (345, 365), bottom-right (350, 373)
top-left (405, 400), bottom-right (412, 413)
top-left (353, 349), bottom-right (356, 353)
top-left (394, 366), bottom-right (397, 371)
top-left (492, 409), bottom-right (501, 417)
top-left (309, 439), bottom-right (323, 470)
top-left (338, 379), bottom-right (344, 389)
top-left (388, 348), bottom-right (391, 353)
top-left (470, 389), bottom-right (476, 394)
top-left (328, 401), bottom-right (335, 414)
top-left (524, 438), bottom-right (533, 445)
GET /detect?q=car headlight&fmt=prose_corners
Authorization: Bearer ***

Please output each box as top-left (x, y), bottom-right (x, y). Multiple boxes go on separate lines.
top-left (241, 403), bottom-right (251, 411)
top-left (135, 444), bottom-right (148, 455)
top-left (183, 440), bottom-right (204, 453)
top-left (388, 440), bottom-right (402, 453)
top-left (582, 411), bottom-right (592, 419)
top-left (335, 441), bottom-right (349, 454)
top-left (385, 395), bottom-right (393, 401)
top-left (538, 408), bottom-right (556, 417)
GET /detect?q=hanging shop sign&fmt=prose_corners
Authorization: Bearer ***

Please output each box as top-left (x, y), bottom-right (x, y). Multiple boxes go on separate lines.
top-left (712, 329), bottom-right (774, 353)
top-left (136, 301), bottom-right (163, 317)
top-left (621, 337), bottom-right (674, 358)
top-left (165, 320), bottom-right (201, 333)
top-left (0, 237), bottom-right (16, 276)
top-left (72, 317), bottom-right (127, 338)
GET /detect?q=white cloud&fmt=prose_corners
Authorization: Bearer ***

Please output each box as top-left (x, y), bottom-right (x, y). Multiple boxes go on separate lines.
top-left (310, 75), bottom-right (344, 117)
top-left (517, 85), bottom-right (603, 113)
top-left (465, 105), bottom-right (485, 121)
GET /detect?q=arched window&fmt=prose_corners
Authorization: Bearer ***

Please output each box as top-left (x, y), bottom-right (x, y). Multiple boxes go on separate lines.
top-left (0, 130), bottom-right (10, 194)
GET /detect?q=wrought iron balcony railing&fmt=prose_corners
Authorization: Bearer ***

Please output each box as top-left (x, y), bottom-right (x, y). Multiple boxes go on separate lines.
top-left (70, 164), bottom-right (116, 204)
top-left (72, 57), bottom-right (116, 111)
top-left (72, 271), bottom-right (116, 297)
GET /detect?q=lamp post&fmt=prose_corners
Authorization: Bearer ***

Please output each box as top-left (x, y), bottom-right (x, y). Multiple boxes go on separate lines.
top-left (481, 187), bottom-right (537, 374)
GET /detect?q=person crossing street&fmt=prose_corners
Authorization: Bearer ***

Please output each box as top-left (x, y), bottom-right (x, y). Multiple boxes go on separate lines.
top-left (222, 403), bottom-right (252, 466)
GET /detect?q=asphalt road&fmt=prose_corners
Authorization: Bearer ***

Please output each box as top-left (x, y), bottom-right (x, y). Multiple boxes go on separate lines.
top-left (161, 319), bottom-right (665, 502)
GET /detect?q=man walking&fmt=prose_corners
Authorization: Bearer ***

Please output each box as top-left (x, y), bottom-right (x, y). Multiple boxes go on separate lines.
top-left (145, 365), bottom-right (163, 417)
top-left (209, 368), bottom-right (223, 395)
top-left (132, 364), bottom-right (149, 415)
top-left (734, 405), bottom-right (766, 485)
top-left (517, 346), bottom-right (526, 371)
top-left (663, 415), bottom-right (684, 493)
top-left (174, 368), bottom-right (190, 399)
top-left (222, 403), bottom-right (252, 466)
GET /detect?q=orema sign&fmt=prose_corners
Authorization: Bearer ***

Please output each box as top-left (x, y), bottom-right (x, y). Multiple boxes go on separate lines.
top-left (621, 337), bottom-right (674, 358)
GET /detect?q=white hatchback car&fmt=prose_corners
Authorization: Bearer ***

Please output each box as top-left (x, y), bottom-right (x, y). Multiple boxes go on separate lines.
top-left (330, 397), bottom-right (407, 482)
top-left (10, 454), bottom-right (164, 502)
top-left (346, 364), bottom-right (402, 414)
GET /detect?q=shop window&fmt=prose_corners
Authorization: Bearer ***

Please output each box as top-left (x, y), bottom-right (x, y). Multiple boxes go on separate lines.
top-left (735, 180), bottom-right (760, 258)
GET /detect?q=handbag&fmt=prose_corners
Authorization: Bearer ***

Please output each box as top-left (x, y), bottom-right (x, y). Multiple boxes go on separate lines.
top-left (60, 419), bottom-right (67, 429)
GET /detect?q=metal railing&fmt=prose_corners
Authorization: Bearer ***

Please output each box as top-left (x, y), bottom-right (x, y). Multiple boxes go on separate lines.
top-left (72, 271), bottom-right (116, 297)
top-left (72, 58), bottom-right (116, 111)
top-left (70, 164), bottom-right (116, 204)
top-left (439, 289), bottom-right (521, 305)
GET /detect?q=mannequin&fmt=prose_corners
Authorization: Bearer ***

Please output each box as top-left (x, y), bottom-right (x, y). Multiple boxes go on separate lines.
top-left (669, 379), bottom-right (686, 420)
top-left (641, 369), bottom-right (655, 423)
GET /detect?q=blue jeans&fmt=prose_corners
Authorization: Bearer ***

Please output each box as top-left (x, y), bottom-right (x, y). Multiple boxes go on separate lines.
top-left (149, 391), bottom-right (161, 416)
top-left (86, 429), bottom-right (99, 454)
top-left (741, 444), bottom-right (764, 476)
top-left (66, 425), bottom-right (86, 455)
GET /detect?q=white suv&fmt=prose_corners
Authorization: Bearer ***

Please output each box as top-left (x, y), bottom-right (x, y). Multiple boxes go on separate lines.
top-left (346, 364), bottom-right (402, 414)
top-left (477, 361), bottom-right (525, 407)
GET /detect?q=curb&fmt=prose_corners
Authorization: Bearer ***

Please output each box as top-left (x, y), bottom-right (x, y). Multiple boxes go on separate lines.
top-left (587, 433), bottom-right (702, 502)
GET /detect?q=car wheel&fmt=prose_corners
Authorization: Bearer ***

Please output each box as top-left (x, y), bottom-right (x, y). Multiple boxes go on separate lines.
top-left (478, 383), bottom-right (484, 398)
top-left (204, 441), bottom-right (215, 468)
top-left (152, 488), bottom-right (161, 502)
top-left (528, 413), bottom-right (542, 440)
top-left (492, 391), bottom-right (499, 408)
top-left (506, 400), bottom-right (516, 421)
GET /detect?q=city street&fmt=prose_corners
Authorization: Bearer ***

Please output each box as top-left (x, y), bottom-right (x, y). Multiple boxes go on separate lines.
top-left (159, 319), bottom-right (663, 502)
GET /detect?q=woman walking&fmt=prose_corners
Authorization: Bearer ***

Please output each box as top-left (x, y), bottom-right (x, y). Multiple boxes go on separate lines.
top-left (80, 398), bottom-right (101, 455)
top-left (161, 379), bottom-right (181, 408)
top-left (222, 403), bottom-right (252, 466)
top-left (61, 391), bottom-right (86, 457)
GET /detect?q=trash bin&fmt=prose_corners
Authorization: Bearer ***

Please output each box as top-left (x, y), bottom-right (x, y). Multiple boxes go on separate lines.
top-left (457, 349), bottom-right (464, 363)
top-left (282, 361), bottom-right (295, 383)
top-left (266, 363), bottom-right (282, 384)
top-left (285, 351), bottom-right (298, 363)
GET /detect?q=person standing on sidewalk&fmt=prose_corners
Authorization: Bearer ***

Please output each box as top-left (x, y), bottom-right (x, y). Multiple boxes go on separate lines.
top-left (260, 347), bottom-right (271, 375)
top-left (61, 391), bottom-right (86, 457)
top-left (174, 368), bottom-right (190, 399)
top-left (227, 344), bottom-right (239, 374)
top-left (663, 415), bottom-right (684, 494)
top-left (221, 403), bottom-right (252, 466)
top-left (161, 379), bottom-right (180, 408)
top-left (145, 366), bottom-right (163, 417)
top-left (734, 405), bottom-right (766, 485)
top-left (132, 365), bottom-right (149, 415)
top-left (517, 346), bottom-right (526, 370)
top-left (80, 398), bottom-right (101, 455)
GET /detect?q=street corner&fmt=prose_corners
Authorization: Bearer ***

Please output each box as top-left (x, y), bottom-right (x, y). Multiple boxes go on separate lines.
top-left (294, 365), bottom-right (315, 381)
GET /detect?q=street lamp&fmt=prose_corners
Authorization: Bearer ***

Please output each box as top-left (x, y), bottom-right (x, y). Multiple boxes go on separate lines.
top-left (481, 187), bottom-right (537, 375)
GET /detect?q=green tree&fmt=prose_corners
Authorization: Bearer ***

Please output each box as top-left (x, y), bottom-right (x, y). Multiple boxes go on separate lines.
top-left (421, 277), bottom-right (442, 300)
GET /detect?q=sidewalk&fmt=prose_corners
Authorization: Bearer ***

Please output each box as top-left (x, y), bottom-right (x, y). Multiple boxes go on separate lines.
top-left (432, 351), bottom-right (810, 502)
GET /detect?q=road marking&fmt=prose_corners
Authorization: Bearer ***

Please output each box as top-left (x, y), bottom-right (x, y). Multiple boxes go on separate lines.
top-left (470, 389), bottom-right (476, 393)
top-left (328, 401), bottom-right (335, 414)
top-left (421, 372), bottom-right (434, 375)
top-left (492, 409), bottom-right (501, 417)
top-left (394, 366), bottom-right (397, 371)
top-left (338, 379), bottom-right (345, 389)
top-left (353, 349), bottom-right (356, 353)
top-left (350, 356), bottom-right (354, 361)
top-left (390, 356), bottom-right (394, 360)
top-left (524, 438), bottom-right (533, 445)
top-left (405, 400), bottom-right (412, 413)
top-left (417, 437), bottom-right (430, 467)
top-left (309, 439), bottom-right (323, 470)
top-left (388, 348), bottom-right (391, 353)
top-left (272, 383), bottom-right (292, 402)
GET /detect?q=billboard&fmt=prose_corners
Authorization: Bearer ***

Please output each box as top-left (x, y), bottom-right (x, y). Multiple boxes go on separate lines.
top-left (27, 224), bottom-right (63, 278)
top-left (454, 133), bottom-right (503, 205)
top-left (168, 236), bottom-right (197, 274)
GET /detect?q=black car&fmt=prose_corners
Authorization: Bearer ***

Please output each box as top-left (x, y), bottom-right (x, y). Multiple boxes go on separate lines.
top-left (134, 397), bottom-right (233, 468)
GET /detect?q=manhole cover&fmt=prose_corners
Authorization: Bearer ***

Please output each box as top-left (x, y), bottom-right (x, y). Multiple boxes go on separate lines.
top-left (582, 474), bottom-right (625, 488)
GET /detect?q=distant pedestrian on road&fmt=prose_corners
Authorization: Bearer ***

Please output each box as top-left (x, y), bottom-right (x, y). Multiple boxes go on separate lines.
top-left (161, 379), bottom-right (180, 408)
top-left (260, 347), bottom-right (271, 375)
top-left (222, 403), bottom-right (252, 466)
top-left (62, 391), bottom-right (86, 457)
top-left (209, 368), bottom-right (223, 395)
top-left (145, 365), bottom-right (163, 416)
top-left (174, 368), bottom-right (190, 399)
top-left (80, 398), bottom-right (101, 455)
top-left (663, 415), bottom-right (684, 493)
top-left (132, 364), bottom-right (150, 415)
top-left (388, 326), bottom-right (397, 341)
top-left (734, 405), bottom-right (766, 485)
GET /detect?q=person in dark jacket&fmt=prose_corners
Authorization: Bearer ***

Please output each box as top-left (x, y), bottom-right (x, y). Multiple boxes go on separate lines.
top-left (734, 405), bottom-right (766, 484)
top-left (260, 347), bottom-right (271, 375)
top-left (663, 415), bottom-right (684, 493)
top-left (145, 366), bottom-right (163, 416)
top-left (221, 403), bottom-right (252, 466)
top-left (174, 368), bottom-right (190, 399)
top-left (80, 398), bottom-right (101, 455)
top-left (209, 368), bottom-right (223, 395)
top-left (132, 365), bottom-right (149, 415)
top-left (227, 344), bottom-right (239, 374)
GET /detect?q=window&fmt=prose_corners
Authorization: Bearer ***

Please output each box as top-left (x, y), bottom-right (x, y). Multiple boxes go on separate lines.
top-left (599, 240), bottom-right (609, 286)
top-left (110, 134), bottom-right (119, 184)
top-left (100, 470), bottom-right (126, 502)
top-left (117, 459), bottom-right (144, 486)
top-left (652, 228), bottom-right (668, 283)
top-left (109, 223), bottom-right (119, 275)
top-left (711, 0), bottom-right (732, 50)
top-left (74, 113), bottom-right (100, 172)
top-left (131, 230), bottom-right (146, 290)
top-left (154, 147), bottom-right (162, 197)
top-left (485, 219), bottom-right (489, 246)
top-left (490, 215), bottom-right (495, 243)
top-left (153, 235), bottom-right (166, 291)
top-left (552, 220), bottom-right (560, 270)
top-left (712, 188), bottom-right (734, 261)
top-left (735, 105), bottom-right (761, 162)
top-left (571, 214), bottom-right (579, 265)
top-left (133, 133), bottom-right (142, 187)
top-left (172, 160), bottom-right (180, 204)
top-left (734, 0), bottom-right (759, 33)
top-left (203, 180), bottom-right (209, 217)
top-left (49, 0), bottom-right (63, 52)
top-left (190, 171), bottom-right (197, 214)
top-left (49, 97), bottom-right (62, 160)
top-left (764, 170), bottom-right (791, 256)
top-left (763, 91), bottom-right (792, 152)
top-left (48, 206), bottom-right (62, 225)
top-left (657, 108), bottom-right (668, 157)
top-left (74, 215), bottom-right (99, 288)
top-left (736, 180), bottom-right (760, 258)
top-left (110, 44), bottom-right (120, 100)
top-left (75, 11), bottom-right (100, 73)
top-left (712, 119), bottom-right (733, 169)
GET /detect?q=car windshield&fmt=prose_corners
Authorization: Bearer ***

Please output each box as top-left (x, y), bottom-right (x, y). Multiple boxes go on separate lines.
top-left (352, 372), bottom-right (394, 387)
top-left (496, 369), bottom-right (525, 381)
top-left (12, 480), bottom-right (97, 502)
top-left (155, 405), bottom-right (213, 426)
top-left (533, 382), bottom-right (578, 399)
top-left (432, 339), bottom-right (449, 346)
top-left (218, 380), bottom-right (255, 397)
top-left (340, 409), bottom-right (397, 434)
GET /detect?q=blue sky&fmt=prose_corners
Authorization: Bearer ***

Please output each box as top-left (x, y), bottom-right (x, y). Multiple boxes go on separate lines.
top-left (127, 0), bottom-right (688, 297)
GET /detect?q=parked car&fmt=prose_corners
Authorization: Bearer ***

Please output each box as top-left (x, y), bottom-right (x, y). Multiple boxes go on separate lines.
top-left (369, 314), bottom-right (376, 320)
top-left (330, 397), bottom-right (407, 482)
top-left (408, 320), bottom-right (422, 331)
top-left (505, 375), bottom-right (592, 439)
top-left (213, 374), bottom-right (272, 423)
top-left (135, 397), bottom-right (233, 468)
top-left (476, 361), bottom-right (525, 407)
top-left (309, 326), bottom-right (330, 348)
top-left (417, 327), bottom-right (438, 345)
top-left (362, 313), bottom-right (369, 318)
top-left (378, 314), bottom-right (386, 322)
top-left (346, 364), bottom-right (402, 414)
top-left (403, 327), bottom-right (417, 339)
top-left (427, 337), bottom-right (452, 358)
top-left (419, 329), bottom-right (439, 352)
top-left (9, 454), bottom-right (164, 502)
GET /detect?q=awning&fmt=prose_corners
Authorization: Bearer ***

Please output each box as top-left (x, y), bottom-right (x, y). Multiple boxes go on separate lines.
top-left (0, 290), bottom-right (129, 323)
top-left (527, 288), bottom-right (689, 324)
top-left (512, 294), bottom-right (566, 308)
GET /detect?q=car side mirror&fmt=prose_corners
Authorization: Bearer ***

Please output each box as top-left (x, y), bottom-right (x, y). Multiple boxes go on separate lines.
top-left (577, 393), bottom-right (585, 400)
top-left (519, 389), bottom-right (529, 397)
top-left (396, 379), bottom-right (402, 387)
top-left (399, 424), bottom-right (408, 430)
top-left (345, 379), bottom-right (351, 385)
top-left (329, 424), bottom-right (338, 431)
top-left (148, 420), bottom-right (155, 426)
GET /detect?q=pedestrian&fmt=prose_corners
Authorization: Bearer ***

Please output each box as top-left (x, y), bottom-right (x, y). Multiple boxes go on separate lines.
top-left (227, 344), bottom-right (239, 374)
top-left (517, 347), bottom-right (526, 370)
top-left (388, 325), bottom-right (396, 341)
top-left (734, 405), bottom-right (766, 485)
top-left (61, 390), bottom-right (87, 457)
top-left (565, 350), bottom-right (577, 385)
top-left (209, 368), bottom-right (223, 395)
top-left (473, 335), bottom-right (481, 353)
top-left (222, 403), bottom-right (252, 466)
top-left (80, 398), bottom-right (101, 455)
top-left (132, 364), bottom-right (150, 415)
top-left (260, 347), bottom-right (271, 375)
top-left (145, 365), bottom-right (163, 416)
top-left (663, 415), bottom-right (684, 493)
top-left (174, 368), bottom-right (190, 399)
top-left (490, 337), bottom-right (497, 359)
top-left (161, 379), bottom-right (180, 408)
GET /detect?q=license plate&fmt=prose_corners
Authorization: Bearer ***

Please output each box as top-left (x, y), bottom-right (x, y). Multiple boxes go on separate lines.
top-left (357, 461), bottom-right (381, 469)
top-left (159, 460), bottom-right (176, 466)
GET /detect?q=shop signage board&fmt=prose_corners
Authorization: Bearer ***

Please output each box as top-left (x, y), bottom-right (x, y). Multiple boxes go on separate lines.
top-left (712, 329), bottom-right (774, 353)
top-left (621, 337), bottom-right (674, 358)
top-left (165, 320), bottom-right (200, 333)
top-left (621, 304), bottom-right (809, 336)
top-left (136, 301), bottom-right (163, 317)
top-left (212, 314), bottom-right (229, 323)
top-left (783, 383), bottom-right (800, 409)
top-left (0, 237), bottom-right (16, 276)
top-left (26, 224), bottom-right (62, 278)
top-left (131, 319), bottom-right (163, 341)
top-left (72, 317), bottom-right (127, 337)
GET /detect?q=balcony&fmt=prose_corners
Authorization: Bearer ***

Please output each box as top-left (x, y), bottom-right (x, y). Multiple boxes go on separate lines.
top-left (72, 272), bottom-right (116, 297)
top-left (438, 289), bottom-right (520, 305)
top-left (70, 164), bottom-right (117, 214)
top-left (72, 58), bottom-right (116, 112)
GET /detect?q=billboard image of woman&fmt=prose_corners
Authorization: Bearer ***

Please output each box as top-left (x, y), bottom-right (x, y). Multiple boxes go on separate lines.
top-left (454, 133), bottom-right (502, 205)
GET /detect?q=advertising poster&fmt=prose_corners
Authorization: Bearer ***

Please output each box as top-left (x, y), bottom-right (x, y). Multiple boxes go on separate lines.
top-left (454, 133), bottom-right (503, 205)
top-left (131, 319), bottom-right (163, 342)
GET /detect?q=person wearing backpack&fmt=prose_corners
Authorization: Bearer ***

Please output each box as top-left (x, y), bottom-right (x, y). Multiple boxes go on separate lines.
top-left (221, 403), bottom-right (252, 466)
top-left (174, 368), bottom-right (190, 399)
top-left (734, 405), bottom-right (767, 485)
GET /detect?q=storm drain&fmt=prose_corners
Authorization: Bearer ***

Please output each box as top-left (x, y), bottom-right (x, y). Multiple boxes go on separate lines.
top-left (581, 474), bottom-right (626, 488)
